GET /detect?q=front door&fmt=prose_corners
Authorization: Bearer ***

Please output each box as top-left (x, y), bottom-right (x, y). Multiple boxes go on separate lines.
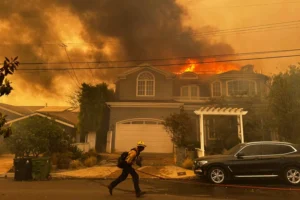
top-left (228, 144), bottom-right (263, 176)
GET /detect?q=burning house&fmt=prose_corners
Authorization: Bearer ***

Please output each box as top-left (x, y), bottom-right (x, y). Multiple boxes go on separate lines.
top-left (106, 61), bottom-right (269, 154)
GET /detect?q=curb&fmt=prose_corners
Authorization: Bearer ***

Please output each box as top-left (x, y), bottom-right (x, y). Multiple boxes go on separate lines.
top-left (0, 173), bottom-right (198, 181)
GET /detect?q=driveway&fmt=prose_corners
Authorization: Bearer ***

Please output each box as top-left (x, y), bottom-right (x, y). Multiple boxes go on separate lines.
top-left (0, 154), bottom-right (13, 175)
top-left (0, 178), bottom-right (299, 200)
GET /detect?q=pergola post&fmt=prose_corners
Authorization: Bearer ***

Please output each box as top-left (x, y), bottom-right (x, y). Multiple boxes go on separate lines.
top-left (239, 114), bottom-right (244, 143)
top-left (199, 114), bottom-right (204, 156)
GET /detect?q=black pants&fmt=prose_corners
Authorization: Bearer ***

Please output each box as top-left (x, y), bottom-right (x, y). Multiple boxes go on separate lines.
top-left (110, 164), bottom-right (141, 193)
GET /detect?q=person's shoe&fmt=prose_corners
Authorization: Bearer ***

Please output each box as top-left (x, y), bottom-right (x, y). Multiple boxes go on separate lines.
top-left (108, 185), bottom-right (113, 195)
top-left (136, 191), bottom-right (146, 198)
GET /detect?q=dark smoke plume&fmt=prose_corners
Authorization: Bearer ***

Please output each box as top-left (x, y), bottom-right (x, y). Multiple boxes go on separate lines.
top-left (0, 0), bottom-right (234, 96)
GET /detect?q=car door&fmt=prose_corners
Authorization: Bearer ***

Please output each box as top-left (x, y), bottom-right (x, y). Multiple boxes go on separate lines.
top-left (259, 144), bottom-right (295, 175)
top-left (227, 144), bottom-right (263, 176)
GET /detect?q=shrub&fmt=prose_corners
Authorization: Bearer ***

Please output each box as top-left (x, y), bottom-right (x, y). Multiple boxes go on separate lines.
top-left (51, 153), bottom-right (59, 165)
top-left (57, 152), bottom-right (72, 169)
top-left (68, 145), bottom-right (84, 160)
top-left (84, 156), bottom-right (97, 167)
top-left (182, 158), bottom-right (193, 170)
top-left (69, 160), bottom-right (82, 169)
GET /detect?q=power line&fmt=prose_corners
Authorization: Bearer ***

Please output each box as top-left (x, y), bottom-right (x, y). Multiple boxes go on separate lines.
top-left (14, 54), bottom-right (300, 71)
top-left (60, 43), bottom-right (81, 87)
top-left (10, 48), bottom-right (300, 65)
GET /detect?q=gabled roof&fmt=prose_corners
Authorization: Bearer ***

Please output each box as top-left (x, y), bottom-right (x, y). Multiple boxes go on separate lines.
top-left (4, 113), bottom-right (75, 128)
top-left (0, 103), bottom-right (80, 127)
top-left (117, 63), bottom-right (175, 79)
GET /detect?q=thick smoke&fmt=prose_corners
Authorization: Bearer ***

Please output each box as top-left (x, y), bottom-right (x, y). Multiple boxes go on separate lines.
top-left (0, 0), bottom-right (234, 96)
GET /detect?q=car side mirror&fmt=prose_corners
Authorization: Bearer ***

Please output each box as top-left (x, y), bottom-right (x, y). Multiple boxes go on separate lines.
top-left (236, 152), bottom-right (245, 158)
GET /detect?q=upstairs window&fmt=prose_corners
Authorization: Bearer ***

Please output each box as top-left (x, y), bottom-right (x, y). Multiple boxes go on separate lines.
top-left (212, 81), bottom-right (221, 97)
top-left (137, 72), bottom-right (155, 96)
top-left (227, 80), bottom-right (256, 96)
top-left (180, 85), bottom-right (199, 98)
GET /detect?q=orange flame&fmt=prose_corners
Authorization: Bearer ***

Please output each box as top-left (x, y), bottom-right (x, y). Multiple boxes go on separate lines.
top-left (179, 58), bottom-right (240, 74)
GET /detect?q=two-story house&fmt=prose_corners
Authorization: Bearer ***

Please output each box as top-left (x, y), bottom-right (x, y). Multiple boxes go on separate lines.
top-left (106, 63), bottom-right (269, 154)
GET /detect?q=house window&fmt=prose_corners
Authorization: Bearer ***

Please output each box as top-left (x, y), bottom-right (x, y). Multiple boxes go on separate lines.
top-left (212, 82), bottom-right (221, 97)
top-left (137, 72), bottom-right (155, 96)
top-left (227, 80), bottom-right (256, 96)
top-left (180, 85), bottom-right (199, 98)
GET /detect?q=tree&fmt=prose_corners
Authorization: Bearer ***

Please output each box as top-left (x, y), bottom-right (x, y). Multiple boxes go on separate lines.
top-left (268, 65), bottom-right (300, 143)
top-left (5, 116), bottom-right (70, 157)
top-left (163, 107), bottom-right (193, 148)
top-left (0, 57), bottom-right (19, 138)
top-left (77, 82), bottom-right (115, 151)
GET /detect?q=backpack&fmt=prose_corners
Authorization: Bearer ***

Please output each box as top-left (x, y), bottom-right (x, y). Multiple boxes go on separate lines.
top-left (117, 148), bottom-right (138, 168)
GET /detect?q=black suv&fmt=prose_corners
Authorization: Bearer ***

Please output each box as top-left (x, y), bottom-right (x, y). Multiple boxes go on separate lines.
top-left (193, 141), bottom-right (300, 185)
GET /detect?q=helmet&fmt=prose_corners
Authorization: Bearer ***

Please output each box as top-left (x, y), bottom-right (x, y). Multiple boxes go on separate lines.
top-left (137, 141), bottom-right (146, 147)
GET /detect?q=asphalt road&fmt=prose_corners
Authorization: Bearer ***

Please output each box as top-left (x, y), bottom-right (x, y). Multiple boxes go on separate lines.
top-left (0, 178), bottom-right (299, 200)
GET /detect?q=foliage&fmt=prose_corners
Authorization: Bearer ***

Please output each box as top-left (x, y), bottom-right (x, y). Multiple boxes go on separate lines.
top-left (182, 158), bottom-right (193, 170)
top-left (77, 82), bottom-right (115, 151)
top-left (84, 156), bottom-right (97, 167)
top-left (0, 57), bottom-right (19, 138)
top-left (5, 116), bottom-right (71, 157)
top-left (69, 160), bottom-right (83, 169)
top-left (163, 107), bottom-right (193, 148)
top-left (68, 145), bottom-right (84, 160)
top-left (268, 65), bottom-right (300, 143)
top-left (57, 152), bottom-right (72, 169)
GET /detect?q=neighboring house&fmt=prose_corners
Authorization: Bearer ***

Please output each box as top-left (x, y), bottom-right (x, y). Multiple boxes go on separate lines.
top-left (0, 104), bottom-right (94, 152)
top-left (106, 63), bottom-right (269, 154)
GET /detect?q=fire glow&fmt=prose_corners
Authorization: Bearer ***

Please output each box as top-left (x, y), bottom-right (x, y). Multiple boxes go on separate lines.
top-left (178, 58), bottom-right (240, 74)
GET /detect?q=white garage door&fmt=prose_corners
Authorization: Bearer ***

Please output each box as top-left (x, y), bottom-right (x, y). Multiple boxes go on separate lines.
top-left (115, 119), bottom-right (173, 153)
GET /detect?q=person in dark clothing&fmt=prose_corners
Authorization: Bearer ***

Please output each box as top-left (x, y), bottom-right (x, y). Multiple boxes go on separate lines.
top-left (108, 141), bottom-right (146, 198)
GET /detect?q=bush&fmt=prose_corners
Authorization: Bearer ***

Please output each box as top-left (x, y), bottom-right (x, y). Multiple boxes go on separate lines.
top-left (57, 152), bottom-right (72, 169)
top-left (84, 156), bottom-right (97, 167)
top-left (81, 149), bottom-right (101, 162)
top-left (51, 153), bottom-right (59, 165)
top-left (182, 158), bottom-right (193, 170)
top-left (68, 145), bottom-right (84, 160)
top-left (69, 160), bottom-right (83, 169)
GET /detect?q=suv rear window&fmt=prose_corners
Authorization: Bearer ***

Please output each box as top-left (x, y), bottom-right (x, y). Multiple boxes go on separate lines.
top-left (261, 144), bottom-right (295, 155)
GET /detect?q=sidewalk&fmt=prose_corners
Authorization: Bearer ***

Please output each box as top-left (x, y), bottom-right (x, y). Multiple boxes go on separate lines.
top-left (52, 165), bottom-right (196, 180)
top-left (0, 154), bottom-right (196, 180)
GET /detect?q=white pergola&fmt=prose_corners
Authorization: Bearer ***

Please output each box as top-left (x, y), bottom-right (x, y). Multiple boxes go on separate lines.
top-left (194, 107), bottom-right (248, 157)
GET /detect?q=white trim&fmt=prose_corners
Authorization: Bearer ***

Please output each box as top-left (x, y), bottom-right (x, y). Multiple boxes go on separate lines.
top-left (106, 102), bottom-right (183, 108)
top-left (0, 105), bottom-right (25, 116)
top-left (211, 81), bottom-right (222, 97)
top-left (136, 71), bottom-right (155, 97)
top-left (118, 64), bottom-right (175, 79)
top-left (194, 107), bottom-right (248, 116)
top-left (226, 79), bottom-right (257, 97)
top-left (5, 113), bottom-right (75, 128)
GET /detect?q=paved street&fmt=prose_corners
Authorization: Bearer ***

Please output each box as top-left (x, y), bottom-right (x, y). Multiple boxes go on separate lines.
top-left (0, 178), bottom-right (299, 200)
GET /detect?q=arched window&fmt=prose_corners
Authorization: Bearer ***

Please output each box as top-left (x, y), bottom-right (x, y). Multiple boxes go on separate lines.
top-left (212, 81), bottom-right (222, 97)
top-left (136, 72), bottom-right (155, 96)
top-left (227, 80), bottom-right (256, 96)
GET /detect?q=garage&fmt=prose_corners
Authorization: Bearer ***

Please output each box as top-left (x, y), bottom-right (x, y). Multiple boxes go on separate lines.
top-left (115, 119), bottom-right (174, 153)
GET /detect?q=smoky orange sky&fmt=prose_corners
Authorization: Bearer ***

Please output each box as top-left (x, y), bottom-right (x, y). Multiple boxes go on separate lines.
top-left (0, 0), bottom-right (299, 106)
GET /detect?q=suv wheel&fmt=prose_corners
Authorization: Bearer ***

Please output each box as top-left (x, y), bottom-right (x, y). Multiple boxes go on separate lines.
top-left (284, 167), bottom-right (300, 185)
top-left (208, 167), bottom-right (226, 184)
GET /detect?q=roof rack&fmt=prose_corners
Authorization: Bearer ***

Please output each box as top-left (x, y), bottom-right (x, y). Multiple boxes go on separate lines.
top-left (246, 141), bottom-right (292, 144)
